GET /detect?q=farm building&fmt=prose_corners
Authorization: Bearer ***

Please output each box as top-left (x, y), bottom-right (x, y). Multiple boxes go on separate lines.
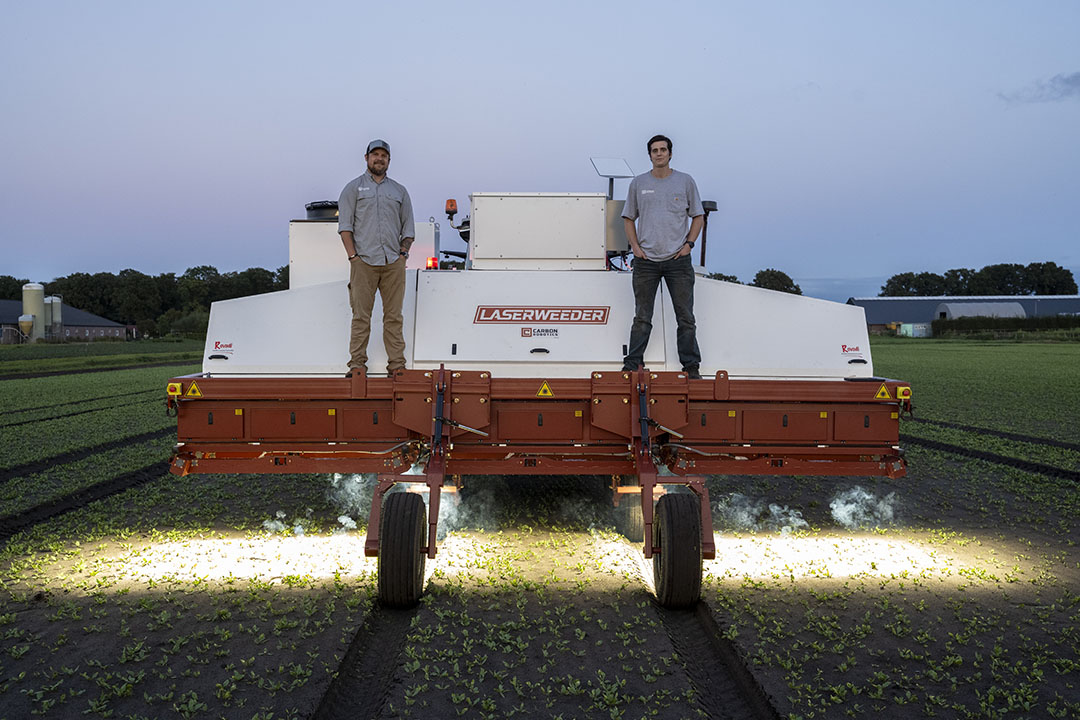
top-left (0, 298), bottom-right (125, 344)
top-left (846, 295), bottom-right (1080, 334)
top-left (935, 301), bottom-right (1025, 320)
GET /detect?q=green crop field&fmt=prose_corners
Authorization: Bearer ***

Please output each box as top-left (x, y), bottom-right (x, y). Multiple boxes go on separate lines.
top-left (0, 342), bottom-right (1077, 719)
top-left (0, 339), bottom-right (203, 376)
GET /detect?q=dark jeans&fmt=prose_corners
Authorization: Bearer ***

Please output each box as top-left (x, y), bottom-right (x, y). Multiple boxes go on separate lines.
top-left (623, 254), bottom-right (700, 371)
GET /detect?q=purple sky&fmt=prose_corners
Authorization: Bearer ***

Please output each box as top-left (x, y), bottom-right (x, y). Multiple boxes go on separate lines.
top-left (2, 1), bottom-right (1078, 301)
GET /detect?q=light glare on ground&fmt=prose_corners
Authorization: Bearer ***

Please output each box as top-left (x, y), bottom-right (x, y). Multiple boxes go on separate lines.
top-left (704, 533), bottom-right (952, 579)
top-left (105, 534), bottom-right (376, 583)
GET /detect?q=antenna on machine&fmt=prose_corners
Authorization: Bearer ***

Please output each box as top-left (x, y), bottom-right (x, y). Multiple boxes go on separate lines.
top-left (589, 157), bottom-right (634, 200)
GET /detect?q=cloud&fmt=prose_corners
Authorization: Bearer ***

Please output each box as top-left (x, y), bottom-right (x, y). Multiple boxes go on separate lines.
top-left (1000, 71), bottom-right (1080, 104)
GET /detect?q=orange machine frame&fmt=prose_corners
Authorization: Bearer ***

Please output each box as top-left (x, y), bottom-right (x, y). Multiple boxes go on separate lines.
top-left (166, 367), bottom-right (911, 561)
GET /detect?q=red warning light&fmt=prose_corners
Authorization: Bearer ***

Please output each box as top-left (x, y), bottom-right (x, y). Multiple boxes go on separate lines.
top-left (426, 256), bottom-right (438, 270)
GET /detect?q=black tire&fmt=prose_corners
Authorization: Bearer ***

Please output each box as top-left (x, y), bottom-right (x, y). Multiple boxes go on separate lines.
top-left (617, 499), bottom-right (645, 542)
top-left (378, 492), bottom-right (427, 608)
top-left (652, 493), bottom-right (702, 608)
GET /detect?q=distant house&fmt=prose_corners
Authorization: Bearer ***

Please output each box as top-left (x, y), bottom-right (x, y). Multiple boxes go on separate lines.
top-left (0, 299), bottom-right (125, 344)
top-left (846, 295), bottom-right (1080, 334)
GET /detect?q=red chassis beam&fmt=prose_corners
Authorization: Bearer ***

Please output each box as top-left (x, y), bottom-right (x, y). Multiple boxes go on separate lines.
top-left (165, 367), bottom-right (912, 560)
top-left (165, 368), bottom-right (911, 478)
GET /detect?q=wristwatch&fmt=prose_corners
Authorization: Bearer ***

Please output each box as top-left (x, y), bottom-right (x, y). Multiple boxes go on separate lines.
top-left (400, 250), bottom-right (409, 259)
top-left (348, 253), bottom-right (358, 260)
top-left (685, 241), bottom-right (695, 249)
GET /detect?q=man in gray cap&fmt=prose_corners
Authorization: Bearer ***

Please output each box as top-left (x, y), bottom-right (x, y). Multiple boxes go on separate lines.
top-left (338, 139), bottom-right (415, 376)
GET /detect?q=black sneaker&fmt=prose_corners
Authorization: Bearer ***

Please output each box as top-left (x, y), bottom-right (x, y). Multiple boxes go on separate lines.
top-left (684, 368), bottom-right (702, 380)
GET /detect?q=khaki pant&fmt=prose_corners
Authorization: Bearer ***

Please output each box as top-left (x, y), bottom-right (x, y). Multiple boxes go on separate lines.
top-left (348, 257), bottom-right (406, 374)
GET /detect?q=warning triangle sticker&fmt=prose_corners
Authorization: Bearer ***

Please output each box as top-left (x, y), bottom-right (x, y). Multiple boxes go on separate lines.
top-left (874, 383), bottom-right (891, 400)
top-left (536, 381), bottom-right (554, 398)
top-left (185, 381), bottom-right (203, 398)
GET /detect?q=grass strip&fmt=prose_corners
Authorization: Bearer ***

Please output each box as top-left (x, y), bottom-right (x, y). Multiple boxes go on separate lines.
top-left (0, 356), bottom-right (201, 378)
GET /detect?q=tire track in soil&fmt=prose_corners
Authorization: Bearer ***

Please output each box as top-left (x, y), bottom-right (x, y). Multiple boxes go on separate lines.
top-left (906, 416), bottom-right (1080, 453)
top-left (0, 359), bottom-right (199, 381)
top-left (901, 434), bottom-right (1080, 481)
top-left (0, 427), bottom-right (174, 483)
top-left (656, 601), bottom-right (782, 720)
top-left (312, 605), bottom-right (419, 720)
top-left (1, 396), bottom-right (159, 429)
top-left (0, 460), bottom-right (169, 543)
top-left (3, 389), bottom-right (157, 417)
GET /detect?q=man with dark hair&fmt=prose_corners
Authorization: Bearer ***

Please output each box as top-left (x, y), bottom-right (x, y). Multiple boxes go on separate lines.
top-left (338, 139), bottom-right (415, 376)
top-left (621, 134), bottom-right (705, 378)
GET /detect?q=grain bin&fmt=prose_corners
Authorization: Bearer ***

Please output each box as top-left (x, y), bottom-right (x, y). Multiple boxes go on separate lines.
top-left (45, 296), bottom-right (63, 337)
top-left (21, 283), bottom-right (45, 341)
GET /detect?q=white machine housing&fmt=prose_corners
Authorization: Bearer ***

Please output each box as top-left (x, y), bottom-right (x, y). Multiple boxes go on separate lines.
top-left (202, 195), bottom-right (873, 379)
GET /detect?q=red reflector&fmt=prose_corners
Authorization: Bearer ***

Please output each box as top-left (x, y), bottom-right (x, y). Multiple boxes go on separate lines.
top-left (426, 256), bottom-right (438, 269)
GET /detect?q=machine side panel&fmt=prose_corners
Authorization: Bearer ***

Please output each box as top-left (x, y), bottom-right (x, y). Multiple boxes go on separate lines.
top-left (412, 271), bottom-right (664, 372)
top-left (683, 278), bottom-right (875, 379)
top-left (202, 274), bottom-right (418, 375)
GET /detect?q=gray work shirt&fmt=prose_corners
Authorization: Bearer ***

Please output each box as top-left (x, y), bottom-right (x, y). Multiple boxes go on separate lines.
top-left (622, 169), bottom-right (704, 261)
top-left (338, 172), bottom-right (415, 266)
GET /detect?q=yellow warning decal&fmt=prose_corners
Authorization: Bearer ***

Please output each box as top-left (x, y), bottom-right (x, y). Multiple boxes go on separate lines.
top-left (874, 384), bottom-right (891, 400)
top-left (536, 381), bottom-right (554, 398)
top-left (166, 382), bottom-right (182, 396)
top-left (185, 381), bottom-right (203, 398)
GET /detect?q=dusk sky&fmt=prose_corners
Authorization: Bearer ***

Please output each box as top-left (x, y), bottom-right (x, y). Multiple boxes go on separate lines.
top-left (2, 1), bottom-right (1078, 302)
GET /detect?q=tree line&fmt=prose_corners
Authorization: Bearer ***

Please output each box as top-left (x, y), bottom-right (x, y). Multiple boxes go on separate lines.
top-left (2, 263), bottom-right (803, 340)
top-left (707, 268), bottom-right (802, 295)
top-left (6, 260), bottom-right (1067, 337)
top-left (879, 262), bottom-right (1076, 297)
top-left (0, 266), bottom-right (288, 336)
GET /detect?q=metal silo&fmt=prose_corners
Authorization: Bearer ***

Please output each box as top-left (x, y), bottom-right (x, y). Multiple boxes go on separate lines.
top-left (21, 283), bottom-right (45, 341)
top-left (45, 296), bottom-right (63, 338)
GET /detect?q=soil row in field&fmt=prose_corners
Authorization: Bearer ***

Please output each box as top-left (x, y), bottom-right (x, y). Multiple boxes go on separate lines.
top-left (0, 460), bottom-right (169, 543)
top-left (2, 388), bottom-right (158, 417)
top-left (0, 395), bottom-right (161, 429)
top-left (656, 601), bottom-right (782, 720)
top-left (905, 416), bottom-right (1080, 452)
top-left (313, 605), bottom-right (421, 719)
top-left (0, 427), bottom-right (173, 482)
top-left (314, 565), bottom-right (781, 720)
top-left (900, 433), bottom-right (1080, 481)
